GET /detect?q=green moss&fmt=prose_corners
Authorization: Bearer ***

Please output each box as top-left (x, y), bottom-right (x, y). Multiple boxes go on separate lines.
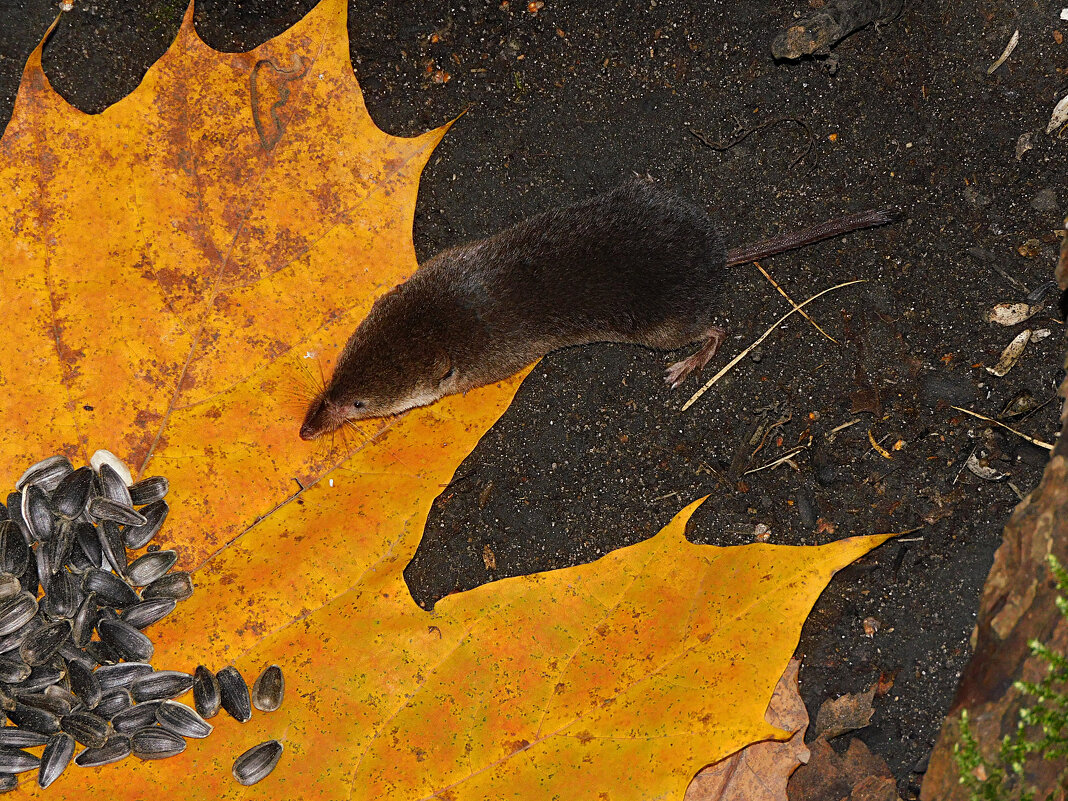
top-left (953, 555), bottom-right (1068, 801)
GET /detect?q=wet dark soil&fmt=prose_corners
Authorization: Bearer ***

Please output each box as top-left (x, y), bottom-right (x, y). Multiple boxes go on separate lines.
top-left (1, 1), bottom-right (1065, 796)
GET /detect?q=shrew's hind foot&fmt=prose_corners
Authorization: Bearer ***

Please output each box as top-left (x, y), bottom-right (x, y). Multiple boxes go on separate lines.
top-left (664, 326), bottom-right (727, 388)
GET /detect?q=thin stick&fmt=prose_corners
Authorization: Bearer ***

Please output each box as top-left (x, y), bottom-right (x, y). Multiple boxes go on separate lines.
top-left (744, 446), bottom-right (808, 475)
top-left (753, 261), bottom-right (838, 343)
top-left (681, 279), bottom-right (868, 412)
top-left (950, 406), bottom-right (1054, 451)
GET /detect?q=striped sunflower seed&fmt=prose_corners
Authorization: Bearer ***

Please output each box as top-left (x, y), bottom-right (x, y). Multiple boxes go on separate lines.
top-left (70, 592), bottom-right (98, 648)
top-left (131, 727), bottom-right (186, 760)
top-left (129, 670), bottom-right (193, 703)
top-left (60, 712), bottom-right (110, 749)
top-left (0, 745), bottom-right (41, 774)
top-left (96, 465), bottom-right (133, 508)
top-left (0, 525), bottom-right (28, 577)
top-left (125, 551), bottom-right (178, 587)
top-left (217, 666), bottom-right (252, 723)
top-left (95, 688), bottom-right (132, 720)
top-left (95, 662), bottom-right (153, 692)
top-left (16, 457), bottom-right (72, 493)
top-left (119, 598), bottom-right (176, 630)
top-left (97, 519), bottom-right (128, 576)
top-left (74, 734), bottom-right (130, 767)
top-left (81, 569), bottom-right (139, 608)
top-left (20, 620), bottom-right (71, 667)
top-left (156, 700), bottom-right (212, 739)
top-left (232, 740), bottom-right (283, 786)
top-left (97, 619), bottom-right (153, 662)
top-left (128, 477), bottom-right (168, 506)
top-left (17, 694), bottom-right (71, 718)
top-left (52, 467), bottom-right (94, 520)
top-left (192, 665), bottom-right (221, 719)
top-left (111, 701), bottom-right (160, 735)
top-left (38, 731), bottom-right (75, 788)
top-left (43, 570), bottom-right (79, 619)
top-left (87, 498), bottom-right (146, 528)
top-left (0, 657), bottom-right (29, 684)
top-left (21, 486), bottom-right (55, 542)
top-left (6, 702), bottom-right (59, 734)
top-left (0, 593), bottom-right (37, 639)
top-left (0, 727), bottom-right (49, 748)
top-left (141, 572), bottom-right (193, 601)
top-left (67, 660), bottom-right (101, 709)
top-left (73, 522), bottom-right (103, 570)
top-left (121, 500), bottom-right (167, 549)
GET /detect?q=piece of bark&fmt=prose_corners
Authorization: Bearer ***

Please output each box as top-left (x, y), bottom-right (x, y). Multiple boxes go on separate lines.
top-left (788, 737), bottom-right (901, 801)
top-left (686, 659), bottom-right (809, 801)
top-left (771, 0), bottom-right (905, 60)
top-left (920, 330), bottom-right (1068, 800)
top-left (813, 683), bottom-right (876, 740)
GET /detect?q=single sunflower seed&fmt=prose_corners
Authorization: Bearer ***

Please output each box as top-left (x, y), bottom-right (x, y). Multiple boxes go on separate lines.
top-left (251, 665), bottom-right (284, 712)
top-left (111, 701), bottom-right (160, 734)
top-left (94, 688), bottom-right (132, 720)
top-left (125, 551), bottom-right (177, 587)
top-left (52, 468), bottom-right (93, 520)
top-left (156, 700), bottom-right (212, 739)
top-left (16, 457), bottom-right (73, 493)
top-left (128, 477), bottom-right (168, 506)
top-left (131, 727), bottom-right (186, 760)
top-left (217, 666), bottom-right (251, 723)
top-left (192, 666), bottom-right (221, 719)
top-left (38, 731), bottom-right (75, 788)
top-left (87, 498), bottom-right (145, 528)
top-left (119, 598), bottom-right (176, 630)
top-left (95, 662), bottom-right (153, 692)
top-left (21, 486), bottom-right (55, 542)
top-left (74, 734), bottom-right (130, 767)
top-left (0, 525), bottom-right (28, 578)
top-left (0, 727), bottom-right (49, 748)
top-left (67, 660), bottom-right (101, 709)
top-left (0, 593), bottom-right (37, 638)
top-left (19, 620), bottom-right (71, 667)
top-left (129, 670), bottom-right (193, 703)
top-left (60, 712), bottom-right (110, 749)
top-left (0, 657), bottom-right (29, 685)
top-left (0, 745), bottom-right (41, 774)
top-left (141, 572), bottom-right (192, 601)
top-left (121, 500), bottom-right (167, 549)
top-left (97, 619), bottom-right (153, 662)
top-left (232, 740), bottom-right (283, 786)
top-left (6, 702), bottom-right (59, 734)
top-left (81, 569), bottom-right (138, 608)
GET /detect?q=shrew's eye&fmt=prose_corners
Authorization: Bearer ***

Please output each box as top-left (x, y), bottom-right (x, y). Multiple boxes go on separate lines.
top-left (441, 367), bottom-right (455, 381)
top-left (352, 401), bottom-right (364, 410)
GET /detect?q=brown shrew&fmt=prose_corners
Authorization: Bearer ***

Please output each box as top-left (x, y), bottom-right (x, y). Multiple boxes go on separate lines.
top-left (299, 179), bottom-right (896, 440)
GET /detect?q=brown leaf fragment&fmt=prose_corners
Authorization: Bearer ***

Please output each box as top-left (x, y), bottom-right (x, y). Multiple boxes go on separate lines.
top-left (481, 544), bottom-right (496, 571)
top-left (686, 659), bottom-right (810, 801)
top-left (788, 737), bottom-right (901, 801)
top-left (813, 684), bottom-right (876, 740)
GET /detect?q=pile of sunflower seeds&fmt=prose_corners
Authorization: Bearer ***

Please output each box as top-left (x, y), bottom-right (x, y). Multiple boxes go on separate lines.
top-left (0, 452), bottom-right (285, 790)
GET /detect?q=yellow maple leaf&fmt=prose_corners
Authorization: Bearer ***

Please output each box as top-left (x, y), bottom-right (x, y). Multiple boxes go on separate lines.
top-left (0, 2), bottom-right (890, 797)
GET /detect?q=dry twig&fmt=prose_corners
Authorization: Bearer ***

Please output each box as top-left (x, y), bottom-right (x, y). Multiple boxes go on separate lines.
top-left (681, 279), bottom-right (867, 411)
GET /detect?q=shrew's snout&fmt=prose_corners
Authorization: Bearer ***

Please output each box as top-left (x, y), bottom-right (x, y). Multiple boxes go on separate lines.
top-left (299, 396), bottom-right (338, 441)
